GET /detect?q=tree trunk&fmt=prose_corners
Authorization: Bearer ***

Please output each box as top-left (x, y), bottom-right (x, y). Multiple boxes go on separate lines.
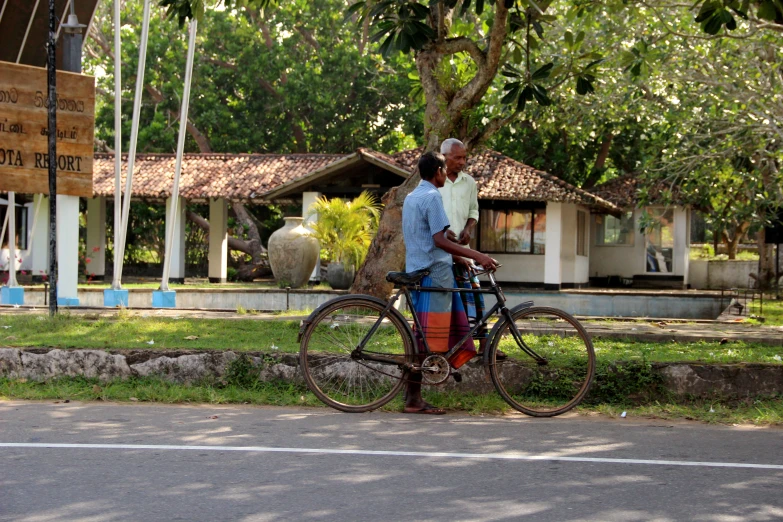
top-left (721, 222), bottom-right (748, 260)
top-left (583, 133), bottom-right (614, 189)
top-left (350, 180), bottom-right (414, 297)
top-left (757, 228), bottom-right (775, 290)
top-left (351, 3), bottom-right (510, 298)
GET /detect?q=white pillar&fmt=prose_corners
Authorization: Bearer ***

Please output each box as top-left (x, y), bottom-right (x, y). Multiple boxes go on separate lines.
top-left (208, 197), bottom-right (228, 283)
top-left (86, 197), bottom-right (106, 279)
top-left (30, 195), bottom-right (49, 280)
top-left (302, 191), bottom-right (322, 282)
top-left (165, 196), bottom-right (187, 282)
top-left (544, 202), bottom-right (563, 290)
top-left (56, 195), bottom-right (80, 305)
top-left (674, 206), bottom-right (690, 287)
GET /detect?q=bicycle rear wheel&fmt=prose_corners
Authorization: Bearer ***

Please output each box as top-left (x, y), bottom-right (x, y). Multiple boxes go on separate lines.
top-left (299, 296), bottom-right (415, 413)
top-left (489, 306), bottom-right (595, 417)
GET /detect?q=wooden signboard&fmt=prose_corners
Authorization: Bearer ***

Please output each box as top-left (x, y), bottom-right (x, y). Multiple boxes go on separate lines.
top-left (0, 61), bottom-right (95, 197)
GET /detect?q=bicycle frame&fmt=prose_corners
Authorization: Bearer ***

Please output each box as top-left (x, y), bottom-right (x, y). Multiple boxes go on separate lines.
top-left (351, 269), bottom-right (548, 368)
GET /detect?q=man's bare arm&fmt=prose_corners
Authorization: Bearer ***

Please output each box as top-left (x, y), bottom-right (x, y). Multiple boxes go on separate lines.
top-left (433, 230), bottom-right (496, 269)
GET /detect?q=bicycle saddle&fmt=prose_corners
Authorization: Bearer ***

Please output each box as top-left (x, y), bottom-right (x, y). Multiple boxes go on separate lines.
top-left (385, 269), bottom-right (430, 285)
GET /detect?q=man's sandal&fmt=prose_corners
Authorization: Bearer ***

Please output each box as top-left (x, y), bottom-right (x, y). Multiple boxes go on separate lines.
top-left (403, 403), bottom-right (446, 415)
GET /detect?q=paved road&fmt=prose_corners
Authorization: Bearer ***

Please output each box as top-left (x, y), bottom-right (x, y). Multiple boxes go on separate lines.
top-left (1, 401), bottom-right (782, 521)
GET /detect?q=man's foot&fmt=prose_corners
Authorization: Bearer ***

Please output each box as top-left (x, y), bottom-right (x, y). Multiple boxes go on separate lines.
top-left (403, 402), bottom-right (446, 415)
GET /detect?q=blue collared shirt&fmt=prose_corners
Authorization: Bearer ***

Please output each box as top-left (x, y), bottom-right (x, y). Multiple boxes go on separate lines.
top-left (402, 180), bottom-right (452, 272)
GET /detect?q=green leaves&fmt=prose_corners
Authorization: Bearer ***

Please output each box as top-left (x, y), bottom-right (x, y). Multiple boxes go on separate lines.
top-left (501, 62), bottom-right (551, 111)
top-left (695, 1), bottom-right (737, 34)
top-left (364, 1), bottom-right (436, 57)
top-left (531, 62), bottom-right (554, 81)
top-left (576, 75), bottom-right (595, 95)
top-left (157, 0), bottom-right (277, 27)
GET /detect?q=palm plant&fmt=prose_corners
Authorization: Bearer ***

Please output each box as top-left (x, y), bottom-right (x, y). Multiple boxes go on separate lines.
top-left (305, 191), bottom-right (381, 271)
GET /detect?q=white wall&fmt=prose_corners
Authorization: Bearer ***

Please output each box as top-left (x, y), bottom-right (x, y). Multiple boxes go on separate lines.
top-left (590, 207), bottom-right (690, 281)
top-left (486, 202), bottom-right (589, 286)
top-left (487, 254), bottom-right (546, 282)
top-left (559, 204), bottom-right (590, 286)
top-left (688, 259), bottom-right (757, 289)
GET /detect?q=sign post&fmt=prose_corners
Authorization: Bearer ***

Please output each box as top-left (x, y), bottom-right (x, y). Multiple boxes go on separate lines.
top-left (47, 0), bottom-right (57, 315)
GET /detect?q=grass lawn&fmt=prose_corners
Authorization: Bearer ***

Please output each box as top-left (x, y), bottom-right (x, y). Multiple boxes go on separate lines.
top-left (747, 297), bottom-right (783, 326)
top-left (1, 376), bottom-right (781, 426)
top-left (0, 313), bottom-right (782, 364)
top-left (1, 312), bottom-right (782, 425)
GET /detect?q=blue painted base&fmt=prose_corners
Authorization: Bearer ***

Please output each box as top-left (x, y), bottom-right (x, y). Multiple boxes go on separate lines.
top-left (0, 286), bottom-right (25, 305)
top-left (104, 289), bottom-right (129, 307)
top-left (56, 297), bottom-right (80, 307)
top-left (152, 290), bottom-right (176, 308)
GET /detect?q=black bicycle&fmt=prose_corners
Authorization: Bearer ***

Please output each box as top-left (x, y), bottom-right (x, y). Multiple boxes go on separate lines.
top-left (298, 266), bottom-right (595, 417)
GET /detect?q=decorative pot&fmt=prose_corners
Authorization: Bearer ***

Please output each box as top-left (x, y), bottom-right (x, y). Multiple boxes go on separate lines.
top-left (268, 217), bottom-right (320, 288)
top-left (326, 262), bottom-right (355, 290)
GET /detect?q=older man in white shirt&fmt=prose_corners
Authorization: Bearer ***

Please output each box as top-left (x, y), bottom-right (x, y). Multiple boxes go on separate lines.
top-left (438, 138), bottom-right (498, 357)
top-left (439, 138), bottom-right (479, 246)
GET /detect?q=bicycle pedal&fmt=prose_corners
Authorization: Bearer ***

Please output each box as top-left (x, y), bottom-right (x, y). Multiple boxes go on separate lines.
top-left (451, 372), bottom-right (462, 383)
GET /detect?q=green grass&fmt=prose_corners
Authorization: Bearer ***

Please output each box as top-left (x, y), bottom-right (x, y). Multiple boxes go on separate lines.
top-left (0, 313), bottom-right (303, 352)
top-left (1, 376), bottom-right (781, 426)
top-left (690, 245), bottom-right (759, 261)
top-left (746, 297), bottom-right (783, 326)
top-left (1, 314), bottom-right (782, 363)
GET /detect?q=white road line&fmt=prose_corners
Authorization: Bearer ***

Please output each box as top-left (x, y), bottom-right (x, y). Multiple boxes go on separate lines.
top-left (1, 443), bottom-right (782, 470)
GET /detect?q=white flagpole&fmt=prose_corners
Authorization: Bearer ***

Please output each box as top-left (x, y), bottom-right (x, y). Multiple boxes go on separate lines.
top-left (7, 192), bottom-right (17, 287)
top-left (111, 0), bottom-right (123, 289)
top-left (161, 19), bottom-right (197, 291)
top-left (115, 0), bottom-right (151, 288)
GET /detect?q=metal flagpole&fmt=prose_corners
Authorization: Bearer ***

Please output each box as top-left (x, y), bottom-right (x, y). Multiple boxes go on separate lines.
top-left (7, 193), bottom-right (17, 287)
top-left (0, 206), bottom-right (7, 253)
top-left (47, 0), bottom-right (58, 316)
top-left (161, 19), bottom-right (198, 291)
top-left (111, 0), bottom-right (123, 290)
top-left (115, 0), bottom-right (151, 288)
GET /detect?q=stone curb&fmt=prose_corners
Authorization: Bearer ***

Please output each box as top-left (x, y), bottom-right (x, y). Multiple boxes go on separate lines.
top-left (1, 348), bottom-right (783, 399)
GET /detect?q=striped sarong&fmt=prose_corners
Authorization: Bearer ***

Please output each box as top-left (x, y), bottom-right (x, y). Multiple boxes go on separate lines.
top-left (410, 263), bottom-right (476, 363)
top-left (453, 263), bottom-right (488, 343)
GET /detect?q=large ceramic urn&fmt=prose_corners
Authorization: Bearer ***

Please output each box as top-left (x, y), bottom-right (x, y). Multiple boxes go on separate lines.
top-left (267, 217), bottom-right (320, 288)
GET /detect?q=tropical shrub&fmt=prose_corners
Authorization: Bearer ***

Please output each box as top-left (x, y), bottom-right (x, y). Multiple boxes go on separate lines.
top-left (305, 192), bottom-right (381, 271)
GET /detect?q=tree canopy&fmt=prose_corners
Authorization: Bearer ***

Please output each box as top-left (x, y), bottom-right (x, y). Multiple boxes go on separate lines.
top-left (88, 0), bottom-right (783, 292)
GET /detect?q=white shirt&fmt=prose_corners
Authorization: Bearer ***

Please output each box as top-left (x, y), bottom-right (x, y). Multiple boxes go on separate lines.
top-left (438, 171), bottom-right (479, 233)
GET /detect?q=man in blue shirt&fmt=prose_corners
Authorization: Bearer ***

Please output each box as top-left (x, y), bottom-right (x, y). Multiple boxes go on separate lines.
top-left (401, 151), bottom-right (496, 414)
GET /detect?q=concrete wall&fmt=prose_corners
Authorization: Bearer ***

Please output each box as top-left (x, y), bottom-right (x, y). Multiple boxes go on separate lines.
top-left (688, 260), bottom-right (757, 289)
top-left (16, 287), bottom-right (348, 312)
top-left (494, 291), bottom-right (725, 320)
top-left (10, 287), bottom-right (726, 319)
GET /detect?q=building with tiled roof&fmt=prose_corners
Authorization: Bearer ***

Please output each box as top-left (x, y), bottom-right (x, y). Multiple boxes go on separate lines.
top-left (3, 146), bottom-right (692, 291)
top-left (392, 148), bottom-right (618, 212)
top-left (587, 175), bottom-right (692, 289)
top-left (589, 174), bottom-right (687, 209)
top-left (92, 153), bottom-right (345, 203)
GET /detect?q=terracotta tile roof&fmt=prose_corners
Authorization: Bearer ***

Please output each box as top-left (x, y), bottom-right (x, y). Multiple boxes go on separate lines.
top-left (589, 174), bottom-right (687, 209)
top-left (262, 147), bottom-right (411, 200)
top-left (355, 147), bottom-right (411, 174)
top-left (392, 148), bottom-right (620, 212)
top-left (92, 153), bottom-right (345, 202)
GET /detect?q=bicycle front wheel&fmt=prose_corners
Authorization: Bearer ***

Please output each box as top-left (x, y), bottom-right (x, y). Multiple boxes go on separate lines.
top-left (489, 306), bottom-right (595, 417)
top-left (299, 296), bottom-right (415, 413)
